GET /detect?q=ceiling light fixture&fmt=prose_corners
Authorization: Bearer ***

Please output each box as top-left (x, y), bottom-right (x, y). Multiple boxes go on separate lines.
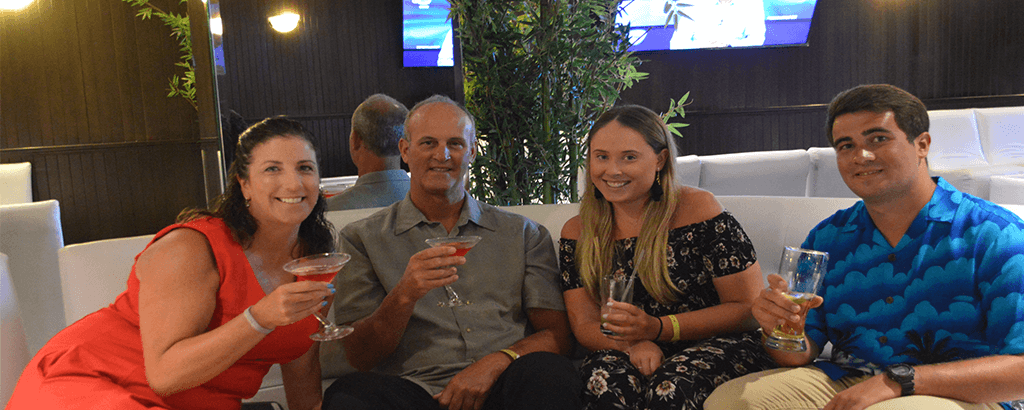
top-left (268, 12), bottom-right (300, 33)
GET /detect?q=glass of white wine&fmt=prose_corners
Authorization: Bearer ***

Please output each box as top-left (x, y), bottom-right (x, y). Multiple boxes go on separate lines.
top-left (764, 246), bottom-right (829, 352)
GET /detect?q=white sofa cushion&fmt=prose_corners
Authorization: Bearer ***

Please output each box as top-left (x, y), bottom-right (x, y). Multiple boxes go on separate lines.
top-left (990, 175), bottom-right (1024, 206)
top-left (0, 200), bottom-right (65, 354)
top-left (975, 107), bottom-right (1024, 167)
top-left (674, 155), bottom-right (701, 187)
top-left (717, 196), bottom-right (860, 279)
top-left (2, 253), bottom-right (31, 407)
top-left (926, 109), bottom-right (988, 171)
top-left (698, 150), bottom-right (811, 197)
top-left (806, 147), bottom-right (857, 198)
top-left (59, 235), bottom-right (154, 326)
top-left (0, 162), bottom-right (32, 206)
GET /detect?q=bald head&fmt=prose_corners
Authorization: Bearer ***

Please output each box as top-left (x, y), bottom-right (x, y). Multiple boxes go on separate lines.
top-left (403, 95), bottom-right (476, 142)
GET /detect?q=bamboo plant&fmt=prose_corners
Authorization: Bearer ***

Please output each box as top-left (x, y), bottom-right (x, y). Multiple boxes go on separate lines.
top-left (450, 0), bottom-right (687, 205)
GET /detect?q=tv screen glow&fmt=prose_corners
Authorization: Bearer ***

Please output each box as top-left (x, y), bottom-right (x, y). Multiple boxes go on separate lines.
top-left (617, 0), bottom-right (818, 51)
top-left (403, 0), bottom-right (454, 68)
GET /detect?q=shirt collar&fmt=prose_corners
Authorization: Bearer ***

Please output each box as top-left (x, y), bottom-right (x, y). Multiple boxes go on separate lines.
top-left (393, 193), bottom-right (495, 236)
top-left (843, 176), bottom-right (956, 233)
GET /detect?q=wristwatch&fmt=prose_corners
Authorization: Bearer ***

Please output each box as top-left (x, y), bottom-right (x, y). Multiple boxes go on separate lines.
top-left (884, 363), bottom-right (915, 397)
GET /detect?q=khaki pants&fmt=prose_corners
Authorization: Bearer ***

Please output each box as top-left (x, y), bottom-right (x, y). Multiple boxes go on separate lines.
top-left (704, 367), bottom-right (1005, 410)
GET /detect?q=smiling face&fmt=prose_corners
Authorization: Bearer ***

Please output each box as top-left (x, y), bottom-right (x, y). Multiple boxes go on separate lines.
top-left (832, 110), bottom-right (932, 204)
top-left (400, 102), bottom-right (476, 200)
top-left (238, 135), bottom-right (320, 229)
top-left (588, 120), bottom-right (668, 208)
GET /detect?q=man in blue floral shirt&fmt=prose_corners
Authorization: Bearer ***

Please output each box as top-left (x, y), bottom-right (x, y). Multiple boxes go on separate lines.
top-left (707, 84), bottom-right (1024, 410)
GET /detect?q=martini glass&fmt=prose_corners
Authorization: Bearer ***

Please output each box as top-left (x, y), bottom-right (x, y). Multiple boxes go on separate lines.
top-left (284, 252), bottom-right (353, 341)
top-left (424, 235), bottom-right (482, 307)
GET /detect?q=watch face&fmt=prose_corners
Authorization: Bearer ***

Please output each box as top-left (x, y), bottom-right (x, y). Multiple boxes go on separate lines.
top-left (890, 364), bottom-right (913, 378)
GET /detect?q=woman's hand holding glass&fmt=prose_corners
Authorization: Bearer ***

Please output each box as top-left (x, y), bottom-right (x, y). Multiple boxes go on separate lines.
top-left (600, 300), bottom-right (662, 343)
top-left (248, 279), bottom-right (336, 331)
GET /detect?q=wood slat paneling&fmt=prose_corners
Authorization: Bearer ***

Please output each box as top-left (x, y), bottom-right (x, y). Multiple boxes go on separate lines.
top-left (216, 0), bottom-right (458, 177)
top-left (2, 0), bottom-right (208, 244)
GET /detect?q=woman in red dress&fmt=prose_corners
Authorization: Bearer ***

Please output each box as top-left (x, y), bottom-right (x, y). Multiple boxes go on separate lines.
top-left (8, 117), bottom-right (337, 410)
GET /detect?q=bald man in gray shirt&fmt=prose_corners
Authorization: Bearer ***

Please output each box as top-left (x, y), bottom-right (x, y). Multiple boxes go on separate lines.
top-left (323, 95), bottom-right (581, 410)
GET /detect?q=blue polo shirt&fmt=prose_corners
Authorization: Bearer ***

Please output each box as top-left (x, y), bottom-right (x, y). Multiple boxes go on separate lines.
top-left (802, 178), bottom-right (1024, 390)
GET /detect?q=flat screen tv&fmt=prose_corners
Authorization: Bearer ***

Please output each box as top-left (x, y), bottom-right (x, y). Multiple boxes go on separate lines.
top-left (401, 0), bottom-right (818, 68)
top-left (618, 0), bottom-right (818, 51)
top-left (403, 0), bottom-right (454, 68)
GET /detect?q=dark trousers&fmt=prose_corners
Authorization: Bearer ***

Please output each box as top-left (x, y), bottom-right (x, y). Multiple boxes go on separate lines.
top-left (322, 352), bottom-right (582, 410)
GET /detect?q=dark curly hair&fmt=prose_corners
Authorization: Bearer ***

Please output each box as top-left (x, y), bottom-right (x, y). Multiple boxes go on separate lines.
top-left (178, 117), bottom-right (335, 256)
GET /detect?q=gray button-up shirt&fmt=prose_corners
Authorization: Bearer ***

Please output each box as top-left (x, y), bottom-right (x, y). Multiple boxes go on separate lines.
top-left (332, 195), bottom-right (565, 395)
top-left (325, 169), bottom-right (411, 211)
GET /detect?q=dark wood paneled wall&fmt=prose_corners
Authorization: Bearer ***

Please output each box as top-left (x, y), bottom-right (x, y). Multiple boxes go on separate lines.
top-left (216, 0), bottom-right (1023, 177)
top-left (216, 0), bottom-right (459, 177)
top-left (620, 0), bottom-right (1024, 155)
top-left (1, 0), bottom-right (209, 244)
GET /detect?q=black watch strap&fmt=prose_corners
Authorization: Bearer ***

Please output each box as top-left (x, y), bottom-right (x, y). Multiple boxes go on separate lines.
top-left (884, 363), bottom-right (915, 397)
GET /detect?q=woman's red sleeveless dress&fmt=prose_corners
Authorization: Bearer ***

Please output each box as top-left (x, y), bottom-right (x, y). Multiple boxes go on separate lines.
top-left (7, 217), bottom-right (318, 409)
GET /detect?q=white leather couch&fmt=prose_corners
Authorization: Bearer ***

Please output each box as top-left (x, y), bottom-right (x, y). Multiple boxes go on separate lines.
top-left (7, 197), bottom-right (1023, 408)
top-left (2, 252), bottom-right (31, 406)
top-left (256, 198), bottom-right (1024, 408)
top-left (0, 200), bottom-right (65, 355)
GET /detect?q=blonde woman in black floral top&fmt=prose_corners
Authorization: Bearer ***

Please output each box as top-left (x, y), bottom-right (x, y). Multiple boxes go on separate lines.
top-left (560, 105), bottom-right (775, 410)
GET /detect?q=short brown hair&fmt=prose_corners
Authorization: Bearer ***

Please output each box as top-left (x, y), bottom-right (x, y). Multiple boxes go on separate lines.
top-left (825, 84), bottom-right (929, 146)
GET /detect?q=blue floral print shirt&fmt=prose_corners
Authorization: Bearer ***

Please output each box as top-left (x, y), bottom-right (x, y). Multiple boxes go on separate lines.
top-left (802, 178), bottom-right (1024, 409)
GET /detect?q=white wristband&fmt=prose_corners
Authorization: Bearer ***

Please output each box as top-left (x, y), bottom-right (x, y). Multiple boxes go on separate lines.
top-left (243, 306), bottom-right (273, 334)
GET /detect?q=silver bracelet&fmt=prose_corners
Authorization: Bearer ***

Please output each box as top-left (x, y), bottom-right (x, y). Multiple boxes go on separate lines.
top-left (243, 306), bottom-right (273, 334)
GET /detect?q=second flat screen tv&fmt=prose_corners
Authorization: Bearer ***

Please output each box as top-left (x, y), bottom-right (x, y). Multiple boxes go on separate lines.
top-left (401, 0), bottom-right (819, 67)
top-left (619, 0), bottom-right (819, 51)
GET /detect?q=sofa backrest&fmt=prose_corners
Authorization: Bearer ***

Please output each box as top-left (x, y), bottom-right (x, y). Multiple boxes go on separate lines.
top-left (323, 196), bottom-right (862, 284)
top-left (59, 235), bottom-right (154, 326)
top-left (0, 200), bottom-right (65, 354)
top-left (927, 109), bottom-right (989, 171)
top-left (1, 253), bottom-right (31, 407)
top-left (698, 150), bottom-right (811, 197)
top-left (0, 162), bottom-right (33, 206)
top-left (806, 147), bottom-right (858, 199)
top-left (975, 107), bottom-right (1024, 167)
top-left (674, 155), bottom-right (701, 187)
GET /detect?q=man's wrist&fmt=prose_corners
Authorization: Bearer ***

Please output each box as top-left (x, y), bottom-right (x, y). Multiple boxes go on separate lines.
top-left (884, 363), bottom-right (915, 397)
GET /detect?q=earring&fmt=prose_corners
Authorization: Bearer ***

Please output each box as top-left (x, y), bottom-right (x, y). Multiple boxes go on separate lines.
top-left (245, 198), bottom-right (251, 208)
top-left (650, 172), bottom-right (664, 201)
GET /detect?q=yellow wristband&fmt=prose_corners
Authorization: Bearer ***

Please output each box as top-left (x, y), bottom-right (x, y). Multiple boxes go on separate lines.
top-left (668, 314), bottom-right (680, 342)
top-left (499, 348), bottom-right (520, 361)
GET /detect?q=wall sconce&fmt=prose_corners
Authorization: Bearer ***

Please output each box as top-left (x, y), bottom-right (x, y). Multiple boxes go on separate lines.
top-left (268, 12), bottom-right (300, 33)
top-left (0, 0), bottom-right (35, 11)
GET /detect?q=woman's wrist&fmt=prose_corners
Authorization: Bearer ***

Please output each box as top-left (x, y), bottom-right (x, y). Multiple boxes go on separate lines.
top-left (243, 306), bottom-right (275, 334)
top-left (652, 315), bottom-right (665, 341)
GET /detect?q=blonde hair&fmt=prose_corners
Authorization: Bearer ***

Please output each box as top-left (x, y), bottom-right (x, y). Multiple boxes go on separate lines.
top-left (577, 105), bottom-right (681, 304)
